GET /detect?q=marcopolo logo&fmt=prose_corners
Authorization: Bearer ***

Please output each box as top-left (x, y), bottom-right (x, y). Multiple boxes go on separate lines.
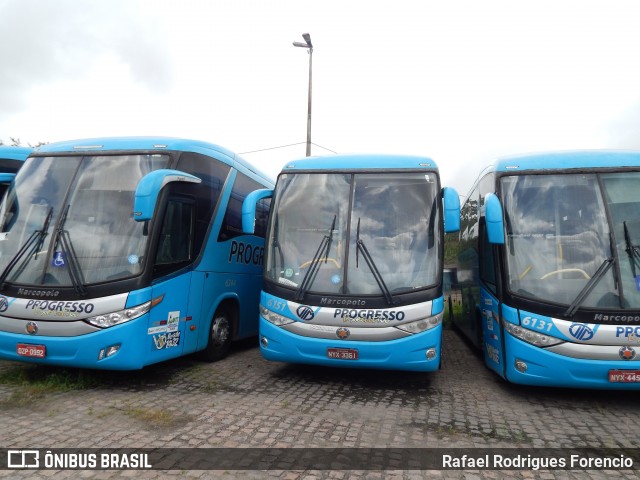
top-left (296, 305), bottom-right (316, 321)
top-left (0, 296), bottom-right (8, 313)
top-left (619, 346), bottom-right (637, 361)
top-left (569, 323), bottom-right (595, 341)
top-left (336, 327), bottom-right (350, 340)
top-left (25, 322), bottom-right (38, 335)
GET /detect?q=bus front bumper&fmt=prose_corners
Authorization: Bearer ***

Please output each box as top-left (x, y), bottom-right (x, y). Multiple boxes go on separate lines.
top-left (0, 318), bottom-right (149, 370)
top-left (504, 333), bottom-right (640, 389)
top-left (259, 319), bottom-right (442, 372)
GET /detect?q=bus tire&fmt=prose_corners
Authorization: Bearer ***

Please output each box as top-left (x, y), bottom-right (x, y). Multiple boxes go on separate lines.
top-left (198, 307), bottom-right (233, 362)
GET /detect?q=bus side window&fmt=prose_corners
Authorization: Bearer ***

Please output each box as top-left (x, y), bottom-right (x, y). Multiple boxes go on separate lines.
top-left (479, 173), bottom-right (497, 294)
top-left (155, 198), bottom-right (195, 267)
top-left (218, 172), bottom-right (268, 241)
top-left (479, 222), bottom-right (497, 294)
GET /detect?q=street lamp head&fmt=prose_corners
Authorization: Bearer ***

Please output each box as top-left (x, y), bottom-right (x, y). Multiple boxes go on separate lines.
top-left (293, 33), bottom-right (312, 49)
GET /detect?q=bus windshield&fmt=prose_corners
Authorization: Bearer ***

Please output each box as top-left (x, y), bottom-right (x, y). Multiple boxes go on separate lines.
top-left (0, 154), bottom-right (170, 286)
top-left (266, 172), bottom-right (441, 296)
top-left (502, 172), bottom-right (640, 310)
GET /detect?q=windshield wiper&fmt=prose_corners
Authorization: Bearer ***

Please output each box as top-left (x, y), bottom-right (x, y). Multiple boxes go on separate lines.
top-left (623, 221), bottom-right (640, 279)
top-left (51, 204), bottom-right (87, 296)
top-left (563, 257), bottom-right (614, 318)
top-left (356, 217), bottom-right (394, 306)
top-left (0, 206), bottom-right (53, 287)
top-left (272, 215), bottom-right (284, 275)
top-left (295, 215), bottom-right (336, 301)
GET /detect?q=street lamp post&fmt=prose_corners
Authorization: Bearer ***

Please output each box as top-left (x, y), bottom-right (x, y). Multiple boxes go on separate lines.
top-left (293, 33), bottom-right (313, 157)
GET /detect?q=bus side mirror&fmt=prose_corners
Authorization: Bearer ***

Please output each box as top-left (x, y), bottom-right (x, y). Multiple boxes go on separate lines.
top-left (485, 193), bottom-right (505, 244)
top-left (442, 187), bottom-right (460, 233)
top-left (0, 173), bottom-right (16, 184)
top-left (242, 189), bottom-right (273, 234)
top-left (133, 169), bottom-right (201, 222)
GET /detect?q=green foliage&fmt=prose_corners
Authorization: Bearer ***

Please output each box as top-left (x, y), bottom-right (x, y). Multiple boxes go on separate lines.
top-left (0, 365), bottom-right (102, 391)
top-left (444, 231), bottom-right (460, 265)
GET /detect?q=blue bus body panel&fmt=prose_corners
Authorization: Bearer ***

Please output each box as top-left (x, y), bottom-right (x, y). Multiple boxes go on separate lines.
top-left (33, 137), bottom-right (274, 185)
top-left (260, 319), bottom-right (442, 372)
top-left (492, 151), bottom-right (640, 174)
top-left (0, 314), bottom-right (149, 370)
top-left (480, 287), bottom-right (504, 377)
top-left (0, 146), bottom-right (31, 161)
top-left (282, 154), bottom-right (438, 171)
top-left (503, 334), bottom-right (640, 389)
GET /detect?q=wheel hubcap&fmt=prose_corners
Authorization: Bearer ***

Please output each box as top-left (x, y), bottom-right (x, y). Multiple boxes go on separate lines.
top-left (211, 316), bottom-right (229, 346)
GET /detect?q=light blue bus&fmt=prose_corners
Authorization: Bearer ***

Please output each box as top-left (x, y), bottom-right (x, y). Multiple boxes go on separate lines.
top-left (0, 137), bottom-right (273, 369)
top-left (243, 154), bottom-right (460, 371)
top-left (450, 151), bottom-right (640, 388)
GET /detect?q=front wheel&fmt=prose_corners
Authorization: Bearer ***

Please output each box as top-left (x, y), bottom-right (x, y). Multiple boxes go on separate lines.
top-left (197, 307), bottom-right (233, 362)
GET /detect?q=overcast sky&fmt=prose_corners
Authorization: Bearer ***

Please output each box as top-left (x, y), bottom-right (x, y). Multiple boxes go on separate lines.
top-left (2, 0), bottom-right (640, 196)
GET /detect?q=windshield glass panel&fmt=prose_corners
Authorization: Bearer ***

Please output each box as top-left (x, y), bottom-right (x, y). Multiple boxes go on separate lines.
top-left (502, 174), bottom-right (617, 307)
top-left (265, 173), bottom-right (350, 293)
top-left (602, 172), bottom-right (640, 309)
top-left (347, 173), bottom-right (440, 294)
top-left (265, 171), bottom-right (441, 297)
top-left (0, 154), bottom-right (170, 286)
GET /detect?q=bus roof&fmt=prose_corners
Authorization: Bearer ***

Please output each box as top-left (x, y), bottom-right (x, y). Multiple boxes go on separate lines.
top-left (493, 150), bottom-right (640, 173)
top-left (0, 145), bottom-right (32, 161)
top-left (281, 154), bottom-right (438, 172)
top-left (33, 136), bottom-right (274, 184)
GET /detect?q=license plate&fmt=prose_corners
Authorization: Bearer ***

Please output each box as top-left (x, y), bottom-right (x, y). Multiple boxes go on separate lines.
top-left (327, 348), bottom-right (358, 360)
top-left (608, 370), bottom-right (640, 383)
top-left (16, 344), bottom-right (46, 358)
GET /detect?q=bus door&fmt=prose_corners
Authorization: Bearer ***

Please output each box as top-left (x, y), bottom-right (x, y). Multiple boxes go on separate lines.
top-left (479, 221), bottom-right (504, 376)
top-left (147, 197), bottom-right (196, 362)
top-left (148, 274), bottom-right (191, 363)
top-left (480, 287), bottom-right (503, 376)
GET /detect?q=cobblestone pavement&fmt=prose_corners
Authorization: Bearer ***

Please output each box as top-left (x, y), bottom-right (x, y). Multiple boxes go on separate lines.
top-left (0, 329), bottom-right (637, 479)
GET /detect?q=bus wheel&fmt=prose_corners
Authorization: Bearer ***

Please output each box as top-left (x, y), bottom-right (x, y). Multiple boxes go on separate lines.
top-left (198, 308), bottom-right (233, 362)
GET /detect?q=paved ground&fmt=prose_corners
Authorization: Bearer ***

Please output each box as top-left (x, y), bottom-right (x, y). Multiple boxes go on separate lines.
top-left (0, 329), bottom-right (637, 479)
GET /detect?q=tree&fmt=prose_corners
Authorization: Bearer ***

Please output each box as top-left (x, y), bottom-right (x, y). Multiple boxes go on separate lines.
top-left (0, 138), bottom-right (48, 147)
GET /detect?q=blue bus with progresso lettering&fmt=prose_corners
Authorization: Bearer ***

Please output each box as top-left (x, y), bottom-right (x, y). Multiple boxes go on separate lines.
top-left (242, 154), bottom-right (460, 371)
top-left (0, 137), bottom-right (273, 369)
top-left (450, 151), bottom-right (640, 388)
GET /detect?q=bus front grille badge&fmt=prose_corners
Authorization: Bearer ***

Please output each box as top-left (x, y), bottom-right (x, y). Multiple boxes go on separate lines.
top-left (25, 322), bottom-right (38, 335)
top-left (336, 328), bottom-right (350, 340)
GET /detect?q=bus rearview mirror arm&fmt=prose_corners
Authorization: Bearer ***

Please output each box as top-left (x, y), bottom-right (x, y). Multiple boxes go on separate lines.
top-left (242, 189), bottom-right (273, 234)
top-left (133, 169), bottom-right (201, 222)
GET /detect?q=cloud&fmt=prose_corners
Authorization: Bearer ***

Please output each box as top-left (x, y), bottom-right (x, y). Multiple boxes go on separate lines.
top-left (605, 103), bottom-right (640, 150)
top-left (0, 0), bottom-right (172, 118)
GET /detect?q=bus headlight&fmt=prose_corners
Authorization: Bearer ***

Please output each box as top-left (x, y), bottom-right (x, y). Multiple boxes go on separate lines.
top-left (504, 322), bottom-right (563, 347)
top-left (85, 301), bottom-right (151, 328)
top-left (395, 313), bottom-right (442, 334)
top-left (260, 305), bottom-right (294, 326)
